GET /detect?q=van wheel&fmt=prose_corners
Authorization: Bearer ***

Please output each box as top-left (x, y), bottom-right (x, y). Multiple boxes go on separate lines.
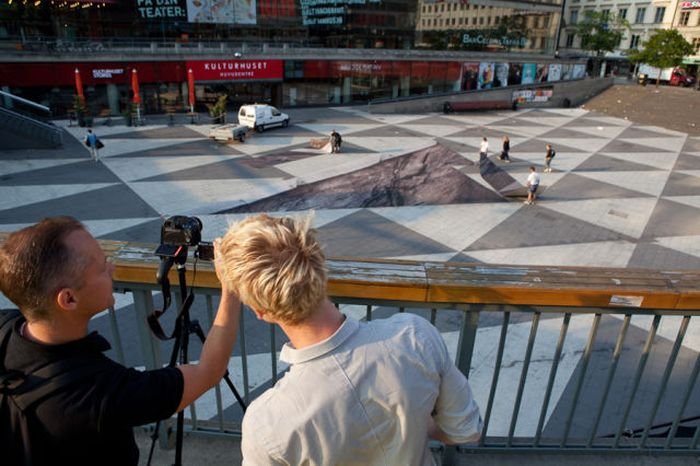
top-left (283, 119), bottom-right (289, 128)
top-left (238, 134), bottom-right (245, 143)
top-left (258, 125), bottom-right (265, 133)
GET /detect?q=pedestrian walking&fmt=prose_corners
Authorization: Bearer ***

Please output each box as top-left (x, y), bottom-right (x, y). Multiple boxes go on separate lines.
top-left (84, 128), bottom-right (101, 161)
top-left (480, 136), bottom-right (488, 158)
top-left (330, 129), bottom-right (342, 153)
top-left (544, 143), bottom-right (556, 172)
top-left (500, 135), bottom-right (511, 162)
top-left (525, 166), bottom-right (540, 205)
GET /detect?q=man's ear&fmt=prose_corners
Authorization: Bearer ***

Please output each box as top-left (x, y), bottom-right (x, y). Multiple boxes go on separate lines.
top-left (56, 288), bottom-right (78, 311)
top-left (251, 307), bottom-right (275, 323)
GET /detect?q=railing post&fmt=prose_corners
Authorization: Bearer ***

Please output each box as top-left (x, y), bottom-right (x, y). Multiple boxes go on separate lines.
top-left (455, 306), bottom-right (480, 377)
top-left (131, 288), bottom-right (161, 370)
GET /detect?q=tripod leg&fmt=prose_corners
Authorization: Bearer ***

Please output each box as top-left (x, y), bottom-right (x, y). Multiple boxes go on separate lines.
top-left (190, 320), bottom-right (247, 412)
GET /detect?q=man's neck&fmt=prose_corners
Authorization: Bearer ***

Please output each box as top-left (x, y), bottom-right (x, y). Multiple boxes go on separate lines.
top-left (280, 299), bottom-right (345, 350)
top-left (24, 318), bottom-right (89, 345)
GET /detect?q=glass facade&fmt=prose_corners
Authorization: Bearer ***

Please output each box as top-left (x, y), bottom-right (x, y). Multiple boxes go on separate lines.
top-left (0, 0), bottom-right (573, 116)
top-left (1, 0), bottom-right (561, 52)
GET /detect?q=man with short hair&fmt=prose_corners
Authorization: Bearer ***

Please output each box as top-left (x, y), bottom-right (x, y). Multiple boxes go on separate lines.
top-left (217, 213), bottom-right (482, 466)
top-left (526, 165), bottom-right (541, 205)
top-left (0, 216), bottom-right (241, 466)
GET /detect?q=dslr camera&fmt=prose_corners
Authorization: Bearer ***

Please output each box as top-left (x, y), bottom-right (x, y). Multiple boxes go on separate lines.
top-left (156, 215), bottom-right (214, 261)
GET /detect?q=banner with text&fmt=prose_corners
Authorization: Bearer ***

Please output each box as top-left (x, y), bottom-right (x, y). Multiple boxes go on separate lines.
top-left (187, 60), bottom-right (283, 81)
top-left (136, 0), bottom-right (187, 20)
top-left (300, 0), bottom-right (381, 26)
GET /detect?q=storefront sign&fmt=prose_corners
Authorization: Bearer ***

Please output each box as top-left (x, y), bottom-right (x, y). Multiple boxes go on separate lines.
top-left (681, 0), bottom-right (700, 8)
top-left (136, 0), bottom-right (187, 19)
top-left (92, 68), bottom-right (125, 79)
top-left (463, 33), bottom-right (527, 48)
top-left (187, 60), bottom-right (284, 81)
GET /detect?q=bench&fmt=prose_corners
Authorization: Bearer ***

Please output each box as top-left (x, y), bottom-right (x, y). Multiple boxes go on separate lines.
top-left (98, 108), bottom-right (112, 126)
top-left (443, 100), bottom-right (517, 114)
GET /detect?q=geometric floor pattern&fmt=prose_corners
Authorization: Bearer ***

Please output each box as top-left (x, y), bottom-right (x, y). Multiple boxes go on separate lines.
top-left (3, 106), bottom-right (700, 441)
top-left (3, 106), bottom-right (700, 270)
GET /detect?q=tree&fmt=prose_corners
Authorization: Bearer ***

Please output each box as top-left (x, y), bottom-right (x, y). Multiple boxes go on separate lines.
top-left (573, 10), bottom-right (630, 75)
top-left (628, 29), bottom-right (695, 87)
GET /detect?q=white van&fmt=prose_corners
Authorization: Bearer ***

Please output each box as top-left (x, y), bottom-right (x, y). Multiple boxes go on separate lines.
top-left (238, 104), bottom-right (289, 132)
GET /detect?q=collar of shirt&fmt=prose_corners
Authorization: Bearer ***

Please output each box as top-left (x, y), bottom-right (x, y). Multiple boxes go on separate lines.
top-left (280, 315), bottom-right (358, 365)
top-left (8, 317), bottom-right (112, 369)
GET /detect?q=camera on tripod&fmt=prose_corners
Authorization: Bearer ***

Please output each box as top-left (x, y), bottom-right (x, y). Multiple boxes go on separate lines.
top-left (155, 215), bottom-right (214, 261)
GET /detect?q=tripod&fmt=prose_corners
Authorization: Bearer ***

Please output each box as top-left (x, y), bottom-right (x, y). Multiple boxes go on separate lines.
top-left (147, 245), bottom-right (246, 466)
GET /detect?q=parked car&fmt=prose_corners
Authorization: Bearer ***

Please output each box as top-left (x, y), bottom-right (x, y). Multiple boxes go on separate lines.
top-left (238, 104), bottom-right (289, 132)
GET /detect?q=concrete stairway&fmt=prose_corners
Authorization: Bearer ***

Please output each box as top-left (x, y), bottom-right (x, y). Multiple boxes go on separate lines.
top-left (0, 106), bottom-right (64, 149)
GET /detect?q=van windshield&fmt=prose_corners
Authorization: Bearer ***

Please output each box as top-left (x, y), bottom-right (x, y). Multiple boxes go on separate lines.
top-left (271, 108), bottom-right (280, 116)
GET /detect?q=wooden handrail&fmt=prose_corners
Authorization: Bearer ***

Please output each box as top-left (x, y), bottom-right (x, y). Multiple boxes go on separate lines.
top-left (100, 238), bottom-right (700, 311)
top-left (2, 234), bottom-right (698, 310)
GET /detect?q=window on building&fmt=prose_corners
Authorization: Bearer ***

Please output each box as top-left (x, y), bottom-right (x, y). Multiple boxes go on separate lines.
top-left (618, 8), bottom-right (627, 20)
top-left (635, 7), bottom-right (646, 24)
top-left (693, 37), bottom-right (700, 52)
top-left (487, 16), bottom-right (492, 25)
top-left (566, 33), bottom-right (575, 47)
top-left (543, 16), bottom-right (549, 27)
top-left (654, 7), bottom-right (666, 23)
top-left (479, 16), bottom-right (484, 25)
top-left (680, 11), bottom-right (690, 26)
top-left (601, 9), bottom-right (610, 21)
top-left (570, 10), bottom-right (579, 24)
top-left (630, 34), bottom-right (641, 48)
top-left (472, 17), bottom-right (477, 25)
top-left (495, 16), bottom-right (500, 24)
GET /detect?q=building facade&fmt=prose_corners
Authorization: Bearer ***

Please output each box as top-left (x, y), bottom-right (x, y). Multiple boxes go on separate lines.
top-left (558, 0), bottom-right (700, 72)
top-left (1, 0), bottom-right (584, 116)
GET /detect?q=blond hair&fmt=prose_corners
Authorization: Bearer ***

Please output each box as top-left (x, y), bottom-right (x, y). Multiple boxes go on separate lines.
top-left (218, 213), bottom-right (327, 325)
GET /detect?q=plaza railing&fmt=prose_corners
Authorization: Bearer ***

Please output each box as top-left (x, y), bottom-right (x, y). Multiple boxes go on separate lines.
top-left (11, 235), bottom-right (700, 460)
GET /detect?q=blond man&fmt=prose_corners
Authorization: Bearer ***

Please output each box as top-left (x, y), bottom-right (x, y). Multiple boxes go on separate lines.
top-left (218, 213), bottom-right (482, 466)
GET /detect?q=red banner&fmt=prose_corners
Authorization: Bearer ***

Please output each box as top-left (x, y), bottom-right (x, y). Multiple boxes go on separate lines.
top-left (186, 60), bottom-right (283, 81)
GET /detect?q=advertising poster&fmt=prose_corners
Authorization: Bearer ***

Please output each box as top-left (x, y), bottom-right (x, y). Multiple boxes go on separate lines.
top-left (536, 63), bottom-right (549, 82)
top-left (521, 63), bottom-right (536, 84)
top-left (548, 63), bottom-right (562, 82)
top-left (572, 64), bottom-right (586, 79)
top-left (494, 63), bottom-right (509, 87)
top-left (508, 63), bottom-right (522, 85)
top-left (560, 63), bottom-right (572, 80)
top-left (478, 62), bottom-right (494, 90)
top-left (187, 0), bottom-right (256, 24)
top-left (461, 62), bottom-right (480, 91)
top-left (512, 87), bottom-right (553, 104)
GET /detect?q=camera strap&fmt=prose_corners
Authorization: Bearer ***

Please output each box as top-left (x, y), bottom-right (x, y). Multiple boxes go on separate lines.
top-left (147, 276), bottom-right (195, 341)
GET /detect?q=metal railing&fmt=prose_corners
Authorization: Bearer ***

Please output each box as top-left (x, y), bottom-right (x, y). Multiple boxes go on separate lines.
top-left (0, 91), bottom-right (63, 147)
top-left (88, 238), bottom-right (700, 460)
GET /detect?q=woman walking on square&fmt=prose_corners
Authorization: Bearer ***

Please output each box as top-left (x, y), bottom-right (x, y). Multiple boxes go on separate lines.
top-left (544, 143), bottom-right (556, 172)
top-left (500, 135), bottom-right (511, 162)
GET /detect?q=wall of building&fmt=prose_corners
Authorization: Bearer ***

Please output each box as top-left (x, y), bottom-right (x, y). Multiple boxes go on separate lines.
top-left (364, 76), bottom-right (613, 114)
